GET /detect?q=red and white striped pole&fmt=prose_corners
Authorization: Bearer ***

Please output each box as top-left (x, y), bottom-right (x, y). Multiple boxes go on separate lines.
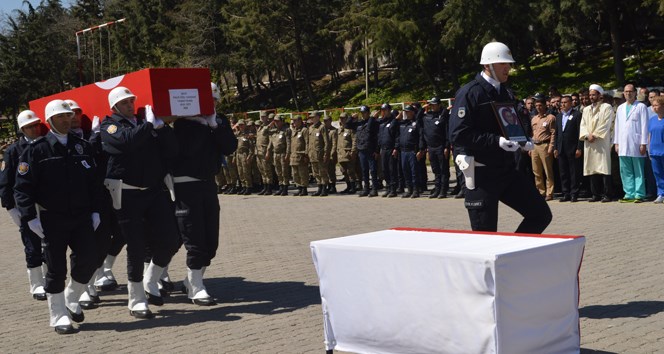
top-left (75, 18), bottom-right (126, 86)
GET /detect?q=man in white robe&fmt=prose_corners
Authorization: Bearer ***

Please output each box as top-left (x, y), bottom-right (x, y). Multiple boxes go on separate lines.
top-left (614, 84), bottom-right (649, 202)
top-left (579, 84), bottom-right (615, 202)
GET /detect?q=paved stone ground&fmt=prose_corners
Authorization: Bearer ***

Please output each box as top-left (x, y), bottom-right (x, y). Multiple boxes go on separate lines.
top-left (1, 179), bottom-right (663, 353)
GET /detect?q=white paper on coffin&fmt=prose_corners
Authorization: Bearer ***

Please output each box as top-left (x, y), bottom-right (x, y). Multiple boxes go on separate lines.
top-left (310, 229), bottom-right (584, 354)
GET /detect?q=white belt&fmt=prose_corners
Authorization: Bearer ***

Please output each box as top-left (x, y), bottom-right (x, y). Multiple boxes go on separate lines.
top-left (122, 183), bottom-right (149, 190)
top-left (173, 176), bottom-right (202, 183)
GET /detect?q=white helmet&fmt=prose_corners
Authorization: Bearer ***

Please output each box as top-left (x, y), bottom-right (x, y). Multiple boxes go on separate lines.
top-left (65, 99), bottom-right (81, 111)
top-left (108, 86), bottom-right (136, 110)
top-left (17, 110), bottom-right (41, 129)
top-left (480, 42), bottom-right (515, 65)
top-left (45, 99), bottom-right (74, 120)
top-left (211, 82), bottom-right (221, 101)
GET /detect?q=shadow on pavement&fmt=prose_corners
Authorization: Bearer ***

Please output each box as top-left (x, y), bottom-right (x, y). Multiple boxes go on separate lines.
top-left (81, 277), bottom-right (321, 332)
top-left (579, 301), bottom-right (664, 319)
top-left (580, 349), bottom-right (618, 354)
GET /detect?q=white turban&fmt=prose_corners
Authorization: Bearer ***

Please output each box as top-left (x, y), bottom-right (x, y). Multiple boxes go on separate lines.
top-left (589, 84), bottom-right (604, 95)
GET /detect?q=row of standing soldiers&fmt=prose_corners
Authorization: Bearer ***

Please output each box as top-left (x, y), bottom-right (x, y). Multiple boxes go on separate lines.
top-left (218, 98), bottom-right (463, 199)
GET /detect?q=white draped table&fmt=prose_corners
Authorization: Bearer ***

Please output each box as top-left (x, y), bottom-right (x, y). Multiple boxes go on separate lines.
top-left (310, 228), bottom-right (585, 354)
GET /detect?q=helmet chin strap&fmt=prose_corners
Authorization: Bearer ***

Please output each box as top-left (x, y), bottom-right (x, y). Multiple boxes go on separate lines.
top-left (489, 63), bottom-right (498, 82)
top-left (47, 118), bottom-right (68, 136)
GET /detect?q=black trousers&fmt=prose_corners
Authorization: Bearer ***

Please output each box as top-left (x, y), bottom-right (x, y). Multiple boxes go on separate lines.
top-left (380, 148), bottom-right (398, 190)
top-left (464, 165), bottom-right (552, 233)
top-left (590, 174), bottom-right (612, 198)
top-left (175, 181), bottom-right (220, 270)
top-left (558, 151), bottom-right (581, 197)
top-left (401, 151), bottom-right (418, 188)
top-left (428, 146), bottom-right (450, 193)
top-left (41, 211), bottom-right (97, 294)
top-left (91, 196), bottom-right (116, 269)
top-left (19, 220), bottom-right (44, 268)
top-left (115, 188), bottom-right (180, 282)
top-left (107, 205), bottom-right (126, 257)
top-left (358, 150), bottom-right (378, 189)
top-left (417, 157), bottom-right (427, 190)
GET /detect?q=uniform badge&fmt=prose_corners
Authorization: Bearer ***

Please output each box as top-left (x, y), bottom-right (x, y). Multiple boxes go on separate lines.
top-left (411, 122), bottom-right (416, 127)
top-left (106, 124), bottom-right (118, 134)
top-left (75, 144), bottom-right (84, 155)
top-left (0, 161), bottom-right (5, 171)
top-left (408, 128), bottom-right (413, 133)
top-left (386, 123), bottom-right (391, 128)
top-left (151, 130), bottom-right (158, 137)
top-left (458, 107), bottom-right (466, 118)
top-left (81, 160), bottom-right (91, 169)
top-left (17, 162), bottom-right (29, 175)
top-left (435, 120), bottom-right (440, 125)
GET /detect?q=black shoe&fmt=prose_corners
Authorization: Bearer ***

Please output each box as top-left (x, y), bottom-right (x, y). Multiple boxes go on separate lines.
top-left (559, 195), bottom-right (571, 202)
top-left (293, 187), bottom-right (301, 196)
top-left (242, 188), bottom-right (251, 195)
top-left (192, 296), bottom-right (217, 306)
top-left (311, 185), bottom-right (321, 196)
top-left (450, 187), bottom-right (460, 195)
top-left (348, 182), bottom-right (357, 194)
top-left (280, 185), bottom-right (289, 196)
top-left (145, 292), bottom-right (164, 306)
top-left (571, 195), bottom-right (578, 202)
top-left (257, 186), bottom-right (265, 195)
top-left (95, 279), bottom-right (118, 292)
top-left (402, 189), bottom-right (412, 198)
top-left (601, 196), bottom-right (611, 203)
top-left (300, 187), bottom-right (308, 196)
top-left (129, 309), bottom-right (154, 319)
top-left (454, 190), bottom-right (465, 199)
top-left (438, 192), bottom-right (447, 199)
top-left (329, 184), bottom-right (337, 194)
top-left (411, 191), bottom-right (420, 198)
top-left (33, 293), bottom-right (47, 301)
top-left (235, 187), bottom-right (244, 195)
top-left (160, 279), bottom-right (175, 292)
top-left (368, 188), bottom-right (378, 197)
top-left (382, 189), bottom-right (390, 197)
top-left (388, 191), bottom-right (397, 198)
top-left (589, 196), bottom-right (601, 202)
top-left (359, 189), bottom-right (369, 197)
top-left (320, 185), bottom-right (328, 196)
top-left (91, 295), bottom-right (101, 304)
top-left (67, 308), bottom-right (85, 323)
top-left (54, 325), bottom-right (76, 334)
top-left (429, 189), bottom-right (440, 199)
top-left (397, 187), bottom-right (405, 194)
top-left (79, 300), bottom-right (98, 310)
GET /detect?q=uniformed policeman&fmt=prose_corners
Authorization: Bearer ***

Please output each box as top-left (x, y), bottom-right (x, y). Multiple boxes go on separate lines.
top-left (0, 110), bottom-right (47, 302)
top-left (449, 42), bottom-right (551, 233)
top-left (396, 105), bottom-right (424, 198)
top-left (100, 87), bottom-right (180, 318)
top-left (420, 97), bottom-right (451, 198)
top-left (352, 105), bottom-right (380, 197)
top-left (14, 100), bottom-right (102, 334)
top-left (290, 115), bottom-right (309, 196)
top-left (64, 100), bottom-right (88, 139)
top-left (323, 114), bottom-right (338, 194)
top-left (173, 106), bottom-right (237, 306)
top-left (267, 115), bottom-right (291, 195)
top-left (307, 112), bottom-right (331, 196)
top-left (336, 113), bottom-right (357, 194)
top-left (255, 112), bottom-right (274, 195)
top-left (377, 103), bottom-right (399, 197)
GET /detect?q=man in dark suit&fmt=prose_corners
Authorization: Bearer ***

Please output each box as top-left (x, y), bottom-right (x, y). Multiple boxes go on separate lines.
top-left (552, 95), bottom-right (584, 202)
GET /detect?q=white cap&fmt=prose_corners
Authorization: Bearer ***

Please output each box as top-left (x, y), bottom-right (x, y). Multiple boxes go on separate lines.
top-left (480, 42), bottom-right (516, 65)
top-left (65, 99), bottom-right (81, 111)
top-left (211, 82), bottom-right (221, 101)
top-left (45, 99), bottom-right (74, 120)
top-left (589, 84), bottom-right (604, 96)
top-left (108, 86), bottom-right (136, 110)
top-left (17, 110), bottom-right (41, 129)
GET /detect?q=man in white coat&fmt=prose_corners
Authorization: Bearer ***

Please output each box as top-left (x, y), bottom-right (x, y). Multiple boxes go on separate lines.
top-left (614, 84), bottom-right (649, 202)
top-left (579, 84), bottom-right (615, 202)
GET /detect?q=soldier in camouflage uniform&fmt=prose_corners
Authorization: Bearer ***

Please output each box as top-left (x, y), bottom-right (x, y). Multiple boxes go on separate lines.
top-left (234, 120), bottom-right (255, 195)
top-left (290, 115), bottom-right (309, 196)
top-left (255, 112), bottom-right (275, 195)
top-left (246, 120), bottom-right (261, 190)
top-left (307, 112), bottom-right (331, 197)
top-left (324, 115), bottom-right (338, 194)
top-left (267, 115), bottom-right (291, 196)
top-left (337, 112), bottom-right (357, 194)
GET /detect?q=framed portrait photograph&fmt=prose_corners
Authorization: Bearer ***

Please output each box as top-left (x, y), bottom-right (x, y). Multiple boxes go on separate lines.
top-left (491, 102), bottom-right (529, 142)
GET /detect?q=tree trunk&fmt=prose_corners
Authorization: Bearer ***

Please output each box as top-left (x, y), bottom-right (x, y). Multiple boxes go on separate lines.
top-left (372, 53), bottom-right (379, 87)
top-left (235, 71), bottom-right (244, 100)
top-left (290, 0), bottom-right (318, 109)
top-left (282, 58), bottom-right (300, 111)
top-left (605, 0), bottom-right (625, 86)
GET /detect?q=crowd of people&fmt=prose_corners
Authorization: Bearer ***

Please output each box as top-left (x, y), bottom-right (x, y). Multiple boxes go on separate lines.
top-left (216, 85), bottom-right (664, 204)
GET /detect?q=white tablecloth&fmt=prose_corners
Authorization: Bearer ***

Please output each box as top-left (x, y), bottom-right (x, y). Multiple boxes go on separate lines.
top-left (310, 228), bottom-right (585, 354)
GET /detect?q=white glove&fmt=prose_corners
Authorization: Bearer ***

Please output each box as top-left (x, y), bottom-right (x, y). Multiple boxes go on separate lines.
top-left (91, 116), bottom-right (101, 133)
top-left (145, 105), bottom-right (164, 129)
top-left (522, 141), bottom-right (535, 151)
top-left (205, 114), bottom-right (218, 129)
top-left (91, 212), bottom-right (101, 231)
top-left (8, 208), bottom-right (21, 227)
top-left (498, 137), bottom-right (519, 152)
top-left (27, 218), bottom-right (45, 239)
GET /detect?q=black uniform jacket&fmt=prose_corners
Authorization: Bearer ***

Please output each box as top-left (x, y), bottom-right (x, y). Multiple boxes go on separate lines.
top-left (100, 113), bottom-right (177, 188)
top-left (14, 132), bottom-right (102, 222)
top-left (0, 137), bottom-right (29, 210)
